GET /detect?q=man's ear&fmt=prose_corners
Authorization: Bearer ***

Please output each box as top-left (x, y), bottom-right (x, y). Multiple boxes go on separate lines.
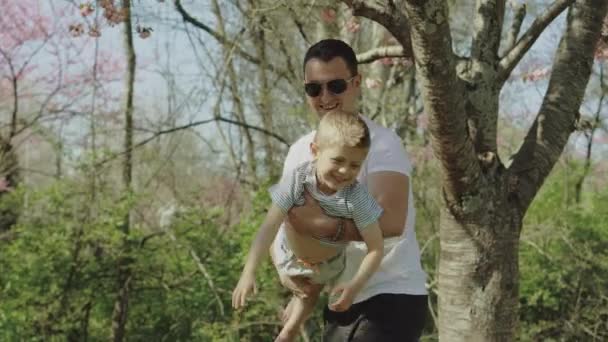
top-left (310, 142), bottom-right (319, 158)
top-left (353, 73), bottom-right (362, 88)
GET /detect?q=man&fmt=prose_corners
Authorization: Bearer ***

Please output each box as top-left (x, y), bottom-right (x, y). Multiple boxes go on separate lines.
top-left (272, 39), bottom-right (428, 341)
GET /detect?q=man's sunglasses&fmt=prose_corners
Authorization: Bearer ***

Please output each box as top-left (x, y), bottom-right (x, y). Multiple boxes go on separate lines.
top-left (304, 76), bottom-right (357, 97)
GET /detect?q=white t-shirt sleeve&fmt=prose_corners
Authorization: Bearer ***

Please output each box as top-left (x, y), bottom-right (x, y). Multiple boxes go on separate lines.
top-left (280, 144), bottom-right (300, 183)
top-left (366, 130), bottom-right (412, 176)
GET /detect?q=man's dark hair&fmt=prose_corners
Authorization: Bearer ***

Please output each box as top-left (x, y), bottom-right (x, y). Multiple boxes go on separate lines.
top-left (303, 39), bottom-right (358, 77)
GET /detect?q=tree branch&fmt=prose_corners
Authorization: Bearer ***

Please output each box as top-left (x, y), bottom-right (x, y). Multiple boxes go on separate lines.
top-left (175, 0), bottom-right (269, 71)
top-left (341, 0), bottom-right (413, 57)
top-left (502, 3), bottom-right (526, 55)
top-left (498, 0), bottom-right (574, 83)
top-left (471, 0), bottom-right (506, 64)
top-left (356, 45), bottom-right (410, 64)
top-left (94, 116), bottom-right (289, 169)
top-left (509, 0), bottom-right (608, 211)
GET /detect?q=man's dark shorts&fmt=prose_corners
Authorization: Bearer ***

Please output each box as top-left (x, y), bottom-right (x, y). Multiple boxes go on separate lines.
top-left (323, 293), bottom-right (428, 342)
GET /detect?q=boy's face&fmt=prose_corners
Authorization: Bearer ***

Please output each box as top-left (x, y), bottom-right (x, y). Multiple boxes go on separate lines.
top-left (304, 57), bottom-right (360, 117)
top-left (311, 143), bottom-right (368, 192)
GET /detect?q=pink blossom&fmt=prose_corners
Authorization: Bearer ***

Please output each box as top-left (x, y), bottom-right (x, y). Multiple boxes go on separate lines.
top-left (399, 58), bottom-right (414, 67)
top-left (320, 8), bottom-right (337, 23)
top-left (88, 26), bottom-right (101, 38)
top-left (365, 78), bottom-right (382, 89)
top-left (80, 3), bottom-right (94, 17)
top-left (380, 57), bottom-right (394, 66)
top-left (593, 133), bottom-right (608, 144)
top-left (69, 23), bottom-right (84, 37)
top-left (595, 41), bottom-right (608, 60)
top-left (522, 66), bottom-right (551, 82)
top-left (345, 18), bottom-right (360, 33)
top-left (0, 177), bottom-right (11, 192)
top-left (417, 113), bottom-right (429, 130)
top-left (137, 25), bottom-right (153, 39)
top-left (596, 48), bottom-right (608, 60)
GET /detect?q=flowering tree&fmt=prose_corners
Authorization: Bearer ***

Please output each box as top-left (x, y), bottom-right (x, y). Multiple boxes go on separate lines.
top-left (0, 0), bottom-right (127, 232)
top-left (342, 0), bottom-right (607, 340)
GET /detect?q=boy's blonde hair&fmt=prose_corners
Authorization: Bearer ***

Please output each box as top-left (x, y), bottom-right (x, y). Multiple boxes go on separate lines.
top-left (314, 110), bottom-right (371, 149)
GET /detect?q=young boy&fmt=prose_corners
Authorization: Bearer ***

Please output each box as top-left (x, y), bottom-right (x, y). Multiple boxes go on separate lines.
top-left (232, 110), bottom-right (384, 342)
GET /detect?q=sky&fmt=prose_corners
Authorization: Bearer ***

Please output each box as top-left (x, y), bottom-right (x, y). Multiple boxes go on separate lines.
top-left (4, 0), bottom-right (607, 181)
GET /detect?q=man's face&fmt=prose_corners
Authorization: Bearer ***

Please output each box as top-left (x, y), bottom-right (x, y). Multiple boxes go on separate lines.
top-left (304, 57), bottom-right (360, 117)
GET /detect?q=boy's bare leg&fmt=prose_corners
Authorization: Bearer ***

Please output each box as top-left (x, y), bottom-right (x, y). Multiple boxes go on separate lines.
top-left (281, 296), bottom-right (297, 323)
top-left (275, 284), bottom-right (323, 342)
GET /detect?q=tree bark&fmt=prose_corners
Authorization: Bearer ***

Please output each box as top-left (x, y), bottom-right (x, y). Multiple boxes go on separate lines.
top-left (344, 0), bottom-right (608, 340)
top-left (111, 1), bottom-right (136, 340)
top-left (249, 6), bottom-right (277, 178)
top-left (437, 180), bottom-right (522, 341)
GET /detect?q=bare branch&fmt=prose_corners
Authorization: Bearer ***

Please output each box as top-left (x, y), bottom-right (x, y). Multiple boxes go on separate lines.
top-left (94, 116), bottom-right (289, 170)
top-left (175, 0), bottom-right (282, 77)
top-left (498, 0), bottom-right (574, 83)
top-left (509, 0), bottom-right (608, 211)
top-left (174, 0), bottom-right (253, 60)
top-left (502, 3), bottom-right (527, 54)
top-left (356, 45), bottom-right (410, 64)
top-left (341, 0), bottom-right (413, 56)
top-left (471, 0), bottom-right (506, 63)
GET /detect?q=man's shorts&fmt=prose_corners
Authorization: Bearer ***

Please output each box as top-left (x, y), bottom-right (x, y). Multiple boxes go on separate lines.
top-left (276, 239), bottom-right (345, 285)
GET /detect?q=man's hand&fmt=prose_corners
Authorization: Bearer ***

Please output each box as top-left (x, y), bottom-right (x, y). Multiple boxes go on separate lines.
top-left (232, 274), bottom-right (257, 309)
top-left (286, 190), bottom-right (362, 242)
top-left (286, 190), bottom-right (330, 236)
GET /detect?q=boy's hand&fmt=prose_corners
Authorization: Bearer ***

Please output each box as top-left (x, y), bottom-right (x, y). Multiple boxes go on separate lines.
top-left (232, 274), bottom-right (257, 309)
top-left (328, 282), bottom-right (358, 312)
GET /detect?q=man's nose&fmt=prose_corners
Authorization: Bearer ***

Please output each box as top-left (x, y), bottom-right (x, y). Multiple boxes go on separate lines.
top-left (320, 85), bottom-right (334, 101)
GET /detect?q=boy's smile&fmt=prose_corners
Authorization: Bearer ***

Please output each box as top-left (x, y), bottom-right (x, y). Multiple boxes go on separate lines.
top-left (311, 144), bottom-right (368, 194)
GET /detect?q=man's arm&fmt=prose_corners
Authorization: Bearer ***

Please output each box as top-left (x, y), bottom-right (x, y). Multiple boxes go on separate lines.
top-left (286, 171), bottom-right (409, 241)
top-left (365, 171), bottom-right (409, 237)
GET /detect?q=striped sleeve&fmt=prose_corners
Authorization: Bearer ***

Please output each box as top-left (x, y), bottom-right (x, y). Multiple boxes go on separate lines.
top-left (269, 167), bottom-right (299, 214)
top-left (350, 183), bottom-right (383, 230)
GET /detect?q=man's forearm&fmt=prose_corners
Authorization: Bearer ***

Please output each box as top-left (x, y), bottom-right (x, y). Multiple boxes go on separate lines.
top-left (340, 215), bottom-right (403, 242)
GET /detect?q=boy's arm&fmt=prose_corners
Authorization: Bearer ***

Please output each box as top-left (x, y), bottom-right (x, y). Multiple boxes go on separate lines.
top-left (287, 171), bottom-right (409, 241)
top-left (329, 222), bottom-right (383, 311)
top-left (233, 204), bottom-right (285, 309)
top-left (241, 204), bottom-right (286, 277)
top-left (347, 223), bottom-right (384, 290)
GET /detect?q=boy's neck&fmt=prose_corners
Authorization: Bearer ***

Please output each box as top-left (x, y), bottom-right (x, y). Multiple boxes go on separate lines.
top-left (314, 169), bottom-right (337, 195)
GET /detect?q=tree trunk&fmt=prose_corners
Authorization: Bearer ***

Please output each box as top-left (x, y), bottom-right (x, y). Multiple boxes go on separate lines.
top-left (438, 181), bottom-right (522, 341)
top-left (111, 1), bottom-right (135, 340)
top-left (342, 0), bottom-right (607, 340)
top-left (0, 137), bottom-right (20, 231)
top-left (250, 9), bottom-right (277, 178)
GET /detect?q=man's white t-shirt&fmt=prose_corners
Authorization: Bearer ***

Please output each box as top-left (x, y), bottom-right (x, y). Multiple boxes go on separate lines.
top-left (272, 115), bottom-right (428, 304)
